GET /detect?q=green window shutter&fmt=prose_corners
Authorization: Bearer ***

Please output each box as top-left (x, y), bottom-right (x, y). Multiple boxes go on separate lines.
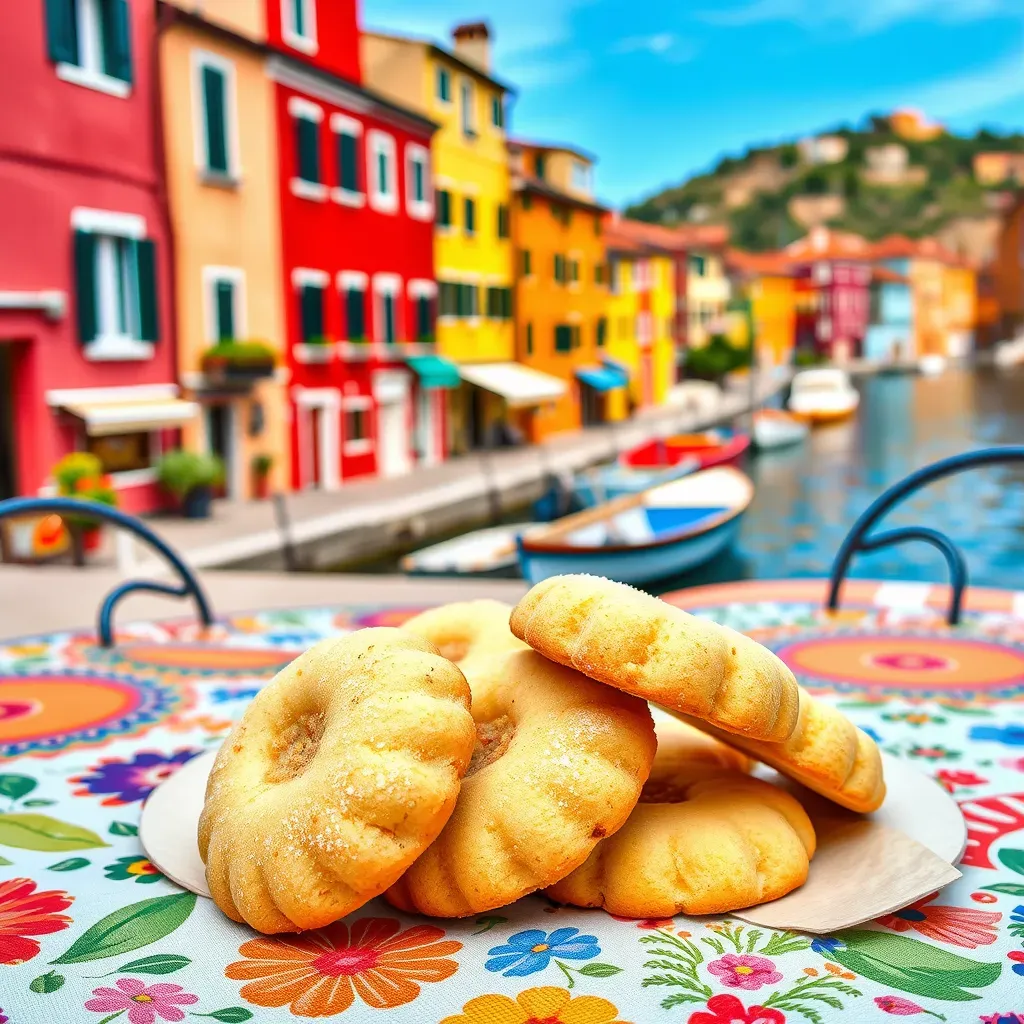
top-left (215, 279), bottom-right (235, 341)
top-left (503, 287), bottom-right (513, 319)
top-left (44, 0), bottom-right (78, 64)
top-left (535, 154), bottom-right (545, 179)
top-left (296, 117), bottom-right (320, 183)
top-left (291, 0), bottom-right (305, 37)
top-left (102, 0), bottom-right (133, 84)
top-left (497, 205), bottom-right (509, 239)
top-left (597, 317), bottom-right (607, 347)
top-left (416, 296), bottom-right (431, 340)
top-left (464, 198), bottom-right (475, 234)
top-left (337, 132), bottom-right (358, 191)
top-left (300, 284), bottom-right (324, 342)
top-left (468, 284), bottom-right (478, 316)
top-left (136, 239), bottom-right (159, 341)
top-left (412, 158), bottom-right (424, 202)
top-left (383, 294), bottom-right (395, 343)
top-left (525, 323), bottom-right (533, 355)
top-left (345, 288), bottom-right (365, 340)
top-left (73, 230), bottom-right (97, 344)
top-left (522, 250), bottom-right (531, 275)
top-left (436, 189), bottom-right (451, 226)
top-left (202, 66), bottom-right (228, 174)
top-left (555, 325), bottom-right (571, 353)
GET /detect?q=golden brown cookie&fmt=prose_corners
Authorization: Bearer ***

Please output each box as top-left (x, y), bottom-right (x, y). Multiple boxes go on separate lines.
top-left (510, 574), bottom-right (799, 741)
top-left (402, 600), bottom-right (528, 685)
top-left (676, 686), bottom-right (886, 813)
top-left (385, 649), bottom-right (657, 917)
top-left (198, 628), bottom-right (476, 933)
top-left (644, 713), bottom-right (752, 802)
top-left (546, 774), bottom-right (816, 917)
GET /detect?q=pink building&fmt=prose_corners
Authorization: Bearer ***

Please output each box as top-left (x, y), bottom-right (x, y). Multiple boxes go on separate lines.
top-left (0, 0), bottom-right (188, 511)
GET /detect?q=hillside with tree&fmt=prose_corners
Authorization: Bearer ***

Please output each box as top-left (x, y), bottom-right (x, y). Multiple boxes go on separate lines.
top-left (624, 113), bottom-right (1024, 261)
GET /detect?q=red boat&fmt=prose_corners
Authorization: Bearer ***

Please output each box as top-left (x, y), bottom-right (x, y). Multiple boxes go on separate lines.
top-left (621, 430), bottom-right (750, 471)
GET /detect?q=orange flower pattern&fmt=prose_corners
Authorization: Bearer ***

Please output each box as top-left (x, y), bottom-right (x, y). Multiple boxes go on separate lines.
top-left (440, 985), bottom-right (628, 1024)
top-left (225, 916), bottom-right (461, 1016)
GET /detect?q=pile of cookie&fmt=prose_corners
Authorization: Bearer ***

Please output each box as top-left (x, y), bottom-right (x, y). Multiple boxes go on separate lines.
top-left (198, 574), bottom-right (885, 935)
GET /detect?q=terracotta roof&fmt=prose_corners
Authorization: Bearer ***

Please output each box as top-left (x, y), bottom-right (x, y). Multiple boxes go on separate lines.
top-left (508, 138), bottom-right (597, 164)
top-left (725, 248), bottom-right (796, 277)
top-left (870, 234), bottom-right (966, 265)
top-left (785, 227), bottom-right (873, 262)
top-left (871, 265), bottom-right (909, 284)
top-left (515, 175), bottom-right (607, 215)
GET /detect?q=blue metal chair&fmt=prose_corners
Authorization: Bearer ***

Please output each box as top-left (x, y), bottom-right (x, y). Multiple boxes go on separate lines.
top-left (0, 497), bottom-right (214, 647)
top-left (827, 446), bottom-right (1024, 626)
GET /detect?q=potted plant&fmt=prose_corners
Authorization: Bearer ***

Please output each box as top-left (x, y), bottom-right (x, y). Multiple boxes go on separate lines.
top-left (156, 450), bottom-right (225, 519)
top-left (52, 452), bottom-right (118, 556)
top-left (201, 340), bottom-right (277, 384)
top-left (251, 453), bottom-right (273, 500)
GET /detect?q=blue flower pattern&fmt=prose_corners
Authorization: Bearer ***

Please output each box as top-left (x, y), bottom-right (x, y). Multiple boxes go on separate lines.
top-left (969, 724), bottom-right (1024, 747)
top-left (485, 927), bottom-right (601, 977)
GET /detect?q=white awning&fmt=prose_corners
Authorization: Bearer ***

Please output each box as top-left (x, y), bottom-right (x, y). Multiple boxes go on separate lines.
top-left (62, 399), bottom-right (200, 436)
top-left (458, 363), bottom-right (567, 408)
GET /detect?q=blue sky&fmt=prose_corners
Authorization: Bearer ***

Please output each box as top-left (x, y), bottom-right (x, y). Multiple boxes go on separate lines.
top-left (362, 0), bottom-right (1024, 208)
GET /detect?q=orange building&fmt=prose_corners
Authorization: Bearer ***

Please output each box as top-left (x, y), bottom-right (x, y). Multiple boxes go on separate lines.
top-left (888, 108), bottom-right (943, 141)
top-left (725, 249), bottom-right (796, 367)
top-left (509, 140), bottom-right (614, 439)
top-left (995, 195), bottom-right (1024, 338)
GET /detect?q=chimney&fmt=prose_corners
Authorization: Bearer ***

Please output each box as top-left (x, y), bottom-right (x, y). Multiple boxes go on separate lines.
top-left (452, 21), bottom-right (491, 72)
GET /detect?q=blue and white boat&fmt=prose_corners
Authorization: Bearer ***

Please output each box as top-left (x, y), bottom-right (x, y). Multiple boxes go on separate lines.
top-left (517, 466), bottom-right (754, 585)
top-left (572, 457), bottom-right (701, 508)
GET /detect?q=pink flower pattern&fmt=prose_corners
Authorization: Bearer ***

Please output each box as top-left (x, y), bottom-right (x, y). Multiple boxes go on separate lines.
top-left (874, 995), bottom-right (927, 1015)
top-left (84, 978), bottom-right (199, 1024)
top-left (707, 954), bottom-right (783, 990)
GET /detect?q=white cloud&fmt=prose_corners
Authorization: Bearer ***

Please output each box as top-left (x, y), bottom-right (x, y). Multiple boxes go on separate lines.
top-left (614, 32), bottom-right (675, 54)
top-left (700, 0), bottom-right (1012, 33)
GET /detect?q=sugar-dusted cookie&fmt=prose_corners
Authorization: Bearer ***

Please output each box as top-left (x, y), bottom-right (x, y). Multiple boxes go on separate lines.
top-left (402, 600), bottom-right (528, 685)
top-left (510, 574), bottom-right (799, 741)
top-left (198, 628), bottom-right (476, 933)
top-left (385, 649), bottom-right (656, 917)
top-left (547, 774), bottom-right (816, 917)
top-left (677, 686), bottom-right (886, 813)
top-left (644, 713), bottom-right (752, 802)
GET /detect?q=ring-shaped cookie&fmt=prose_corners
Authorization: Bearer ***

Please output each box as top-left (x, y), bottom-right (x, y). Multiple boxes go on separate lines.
top-left (510, 575), bottom-right (800, 742)
top-left (546, 774), bottom-right (816, 917)
top-left (402, 600), bottom-right (528, 685)
top-left (385, 649), bottom-right (656, 917)
top-left (198, 628), bottom-right (475, 933)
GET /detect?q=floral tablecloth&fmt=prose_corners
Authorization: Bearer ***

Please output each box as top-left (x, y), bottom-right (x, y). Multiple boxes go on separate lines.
top-left (2, 579), bottom-right (1024, 1024)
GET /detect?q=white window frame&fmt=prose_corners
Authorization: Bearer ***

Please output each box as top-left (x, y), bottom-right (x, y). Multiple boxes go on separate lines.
top-left (436, 65), bottom-right (452, 105)
top-left (330, 113), bottom-right (365, 207)
top-left (55, 0), bottom-right (131, 99)
top-left (571, 159), bottom-right (591, 193)
top-left (407, 279), bottom-right (437, 299)
top-left (405, 143), bottom-right (432, 221)
top-left (291, 267), bottom-right (329, 289)
top-left (289, 99), bottom-right (327, 201)
top-left (190, 49), bottom-right (241, 183)
top-left (372, 273), bottom-right (402, 344)
top-left (368, 130), bottom-right (398, 214)
top-left (71, 207), bottom-right (152, 362)
top-left (202, 266), bottom-right (247, 344)
top-left (282, 0), bottom-right (318, 56)
top-left (460, 78), bottom-right (476, 138)
top-left (341, 394), bottom-right (374, 456)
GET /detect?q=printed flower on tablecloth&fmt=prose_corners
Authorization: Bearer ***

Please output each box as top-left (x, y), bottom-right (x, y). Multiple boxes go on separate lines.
top-left (874, 995), bottom-right (929, 1015)
top-left (876, 892), bottom-right (1000, 948)
top-left (707, 954), bottom-right (782, 990)
top-left (0, 877), bottom-right (73, 965)
top-left (934, 769), bottom-right (988, 793)
top-left (85, 978), bottom-right (198, 1023)
top-left (907, 745), bottom-right (960, 761)
top-left (979, 1015), bottom-right (1024, 1024)
top-left (440, 986), bottom-right (626, 1024)
top-left (0, 1008), bottom-right (7, 1024)
top-left (1007, 950), bottom-right (1024, 976)
top-left (688, 994), bottom-right (785, 1024)
top-left (882, 711), bottom-right (944, 727)
top-left (485, 927), bottom-right (600, 976)
top-left (103, 856), bottom-right (163, 884)
top-left (969, 724), bottom-right (1024, 747)
top-left (609, 914), bottom-right (675, 930)
top-left (71, 749), bottom-right (201, 806)
top-left (225, 916), bottom-right (461, 1015)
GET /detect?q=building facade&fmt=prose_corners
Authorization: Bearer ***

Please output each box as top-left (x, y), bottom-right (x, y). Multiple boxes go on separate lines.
top-left (510, 141), bottom-right (615, 440)
top-left (684, 228), bottom-right (731, 348)
top-left (158, 1), bottom-right (290, 501)
top-left (0, 0), bottom-right (190, 511)
top-left (361, 23), bottom-right (515, 453)
top-left (726, 250), bottom-right (796, 368)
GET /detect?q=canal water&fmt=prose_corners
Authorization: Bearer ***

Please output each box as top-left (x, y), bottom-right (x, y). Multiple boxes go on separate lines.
top-left (355, 366), bottom-right (1024, 593)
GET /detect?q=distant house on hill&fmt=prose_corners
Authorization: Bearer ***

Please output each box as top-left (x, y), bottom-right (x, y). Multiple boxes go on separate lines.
top-left (797, 134), bottom-right (848, 166)
top-left (888, 108), bottom-right (944, 141)
top-left (974, 153), bottom-right (1024, 186)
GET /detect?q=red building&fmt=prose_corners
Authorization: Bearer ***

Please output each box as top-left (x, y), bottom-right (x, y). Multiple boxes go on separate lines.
top-left (785, 227), bottom-right (872, 361)
top-left (0, 0), bottom-right (187, 511)
top-left (265, 0), bottom-right (442, 490)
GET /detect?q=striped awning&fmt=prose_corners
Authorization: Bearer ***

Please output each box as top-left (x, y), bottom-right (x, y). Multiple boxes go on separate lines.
top-left (457, 363), bottom-right (567, 407)
top-left (61, 399), bottom-right (200, 436)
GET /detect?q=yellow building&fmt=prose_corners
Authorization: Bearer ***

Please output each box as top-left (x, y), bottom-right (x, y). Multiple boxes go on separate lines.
top-left (158, 1), bottom-right (289, 498)
top-left (685, 227), bottom-right (732, 347)
top-left (726, 250), bottom-right (796, 367)
top-left (508, 141), bottom-right (615, 440)
top-left (603, 219), bottom-right (681, 414)
top-left (361, 23), bottom-right (517, 452)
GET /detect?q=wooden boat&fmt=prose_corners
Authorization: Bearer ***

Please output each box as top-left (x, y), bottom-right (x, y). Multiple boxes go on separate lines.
top-left (572, 456), bottom-right (700, 508)
top-left (752, 409), bottom-right (808, 450)
top-left (787, 369), bottom-right (859, 424)
top-left (401, 525), bottom-right (520, 578)
top-left (621, 430), bottom-right (750, 471)
top-left (516, 466), bottom-right (753, 586)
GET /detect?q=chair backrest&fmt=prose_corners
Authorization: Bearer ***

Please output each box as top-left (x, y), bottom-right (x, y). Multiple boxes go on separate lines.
top-left (0, 496), bottom-right (214, 646)
top-left (827, 446), bottom-right (1024, 625)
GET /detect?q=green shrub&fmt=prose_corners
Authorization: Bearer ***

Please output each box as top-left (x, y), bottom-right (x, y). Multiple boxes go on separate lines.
top-left (201, 340), bottom-right (277, 368)
top-left (251, 453), bottom-right (273, 476)
top-left (157, 450), bottom-right (225, 498)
